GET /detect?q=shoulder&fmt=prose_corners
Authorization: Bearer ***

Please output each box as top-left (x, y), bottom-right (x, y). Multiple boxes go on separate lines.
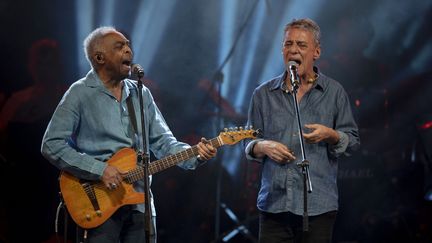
top-left (123, 79), bottom-right (155, 104)
top-left (59, 76), bottom-right (94, 105)
top-left (124, 79), bottom-right (151, 94)
top-left (66, 78), bottom-right (89, 95)
top-left (318, 73), bottom-right (352, 110)
top-left (319, 73), bottom-right (347, 94)
top-left (254, 73), bottom-right (285, 94)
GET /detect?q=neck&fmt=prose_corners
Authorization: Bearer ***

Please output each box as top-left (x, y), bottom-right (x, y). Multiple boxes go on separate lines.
top-left (284, 77), bottom-right (315, 94)
top-left (103, 78), bottom-right (122, 89)
top-left (97, 70), bottom-right (122, 89)
top-left (299, 69), bottom-right (318, 84)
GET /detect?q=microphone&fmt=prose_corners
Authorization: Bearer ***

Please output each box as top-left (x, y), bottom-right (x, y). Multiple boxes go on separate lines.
top-left (287, 61), bottom-right (299, 87)
top-left (132, 64), bottom-right (145, 78)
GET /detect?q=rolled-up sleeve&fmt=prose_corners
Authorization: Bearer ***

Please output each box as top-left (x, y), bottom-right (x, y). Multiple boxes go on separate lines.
top-left (41, 85), bottom-right (107, 180)
top-left (244, 89), bottom-right (265, 162)
top-left (329, 88), bottom-right (360, 157)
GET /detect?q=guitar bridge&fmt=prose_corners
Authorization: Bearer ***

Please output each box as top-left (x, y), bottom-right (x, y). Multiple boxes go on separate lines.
top-left (82, 182), bottom-right (101, 213)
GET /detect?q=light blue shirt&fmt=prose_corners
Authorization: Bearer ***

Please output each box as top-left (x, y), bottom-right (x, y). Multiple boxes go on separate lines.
top-left (41, 69), bottom-right (200, 215)
top-left (245, 69), bottom-right (360, 216)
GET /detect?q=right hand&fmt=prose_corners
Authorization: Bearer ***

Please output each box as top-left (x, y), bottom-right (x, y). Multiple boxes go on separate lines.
top-left (254, 140), bottom-right (296, 164)
top-left (102, 165), bottom-right (124, 190)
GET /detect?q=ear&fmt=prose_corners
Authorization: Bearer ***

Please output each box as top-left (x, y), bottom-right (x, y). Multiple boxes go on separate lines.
top-left (94, 52), bottom-right (104, 64)
top-left (313, 46), bottom-right (321, 61)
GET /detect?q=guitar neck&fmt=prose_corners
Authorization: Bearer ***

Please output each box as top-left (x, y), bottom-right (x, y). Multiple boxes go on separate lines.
top-left (125, 136), bottom-right (222, 184)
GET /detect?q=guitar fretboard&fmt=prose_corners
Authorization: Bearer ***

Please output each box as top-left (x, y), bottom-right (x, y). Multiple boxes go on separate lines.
top-left (124, 136), bottom-right (222, 184)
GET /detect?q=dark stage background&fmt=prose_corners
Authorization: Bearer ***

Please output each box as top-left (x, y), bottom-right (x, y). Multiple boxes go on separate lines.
top-left (1, 0), bottom-right (432, 242)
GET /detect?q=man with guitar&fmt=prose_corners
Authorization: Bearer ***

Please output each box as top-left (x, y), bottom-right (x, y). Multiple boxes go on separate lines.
top-left (41, 26), bottom-right (217, 243)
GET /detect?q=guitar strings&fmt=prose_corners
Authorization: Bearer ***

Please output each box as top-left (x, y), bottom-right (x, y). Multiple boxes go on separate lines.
top-left (67, 132), bottom-right (255, 199)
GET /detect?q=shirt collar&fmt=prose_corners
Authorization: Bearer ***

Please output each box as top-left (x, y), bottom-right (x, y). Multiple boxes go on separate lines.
top-left (84, 69), bottom-right (104, 88)
top-left (269, 66), bottom-right (325, 92)
top-left (84, 69), bottom-right (137, 101)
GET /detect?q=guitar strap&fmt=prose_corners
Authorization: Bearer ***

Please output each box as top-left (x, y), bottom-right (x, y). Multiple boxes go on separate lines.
top-left (126, 93), bottom-right (139, 148)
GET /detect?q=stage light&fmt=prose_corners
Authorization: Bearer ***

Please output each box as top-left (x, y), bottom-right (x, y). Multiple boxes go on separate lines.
top-left (75, 0), bottom-right (94, 76)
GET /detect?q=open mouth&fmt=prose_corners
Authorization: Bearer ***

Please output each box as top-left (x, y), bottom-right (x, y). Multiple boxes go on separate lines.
top-left (289, 59), bottom-right (301, 66)
top-left (122, 60), bottom-right (131, 66)
top-left (122, 60), bottom-right (131, 70)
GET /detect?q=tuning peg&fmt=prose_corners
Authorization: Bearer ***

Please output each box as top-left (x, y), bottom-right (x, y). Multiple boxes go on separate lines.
top-left (224, 127), bottom-right (228, 132)
top-left (235, 127), bottom-right (239, 131)
top-left (239, 126), bottom-right (243, 130)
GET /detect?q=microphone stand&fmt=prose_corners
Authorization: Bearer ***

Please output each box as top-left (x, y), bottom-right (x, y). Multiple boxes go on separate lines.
top-left (289, 66), bottom-right (313, 232)
top-left (136, 71), bottom-right (154, 242)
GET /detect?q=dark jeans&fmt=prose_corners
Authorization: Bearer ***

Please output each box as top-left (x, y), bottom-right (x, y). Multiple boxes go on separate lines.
top-left (259, 210), bottom-right (337, 243)
top-left (85, 205), bottom-right (157, 243)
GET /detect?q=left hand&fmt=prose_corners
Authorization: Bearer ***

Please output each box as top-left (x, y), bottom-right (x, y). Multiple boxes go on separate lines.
top-left (196, 137), bottom-right (217, 161)
top-left (302, 124), bottom-right (339, 144)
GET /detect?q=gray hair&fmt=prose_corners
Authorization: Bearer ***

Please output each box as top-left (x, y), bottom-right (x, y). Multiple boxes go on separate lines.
top-left (83, 26), bottom-right (117, 68)
top-left (284, 18), bottom-right (321, 46)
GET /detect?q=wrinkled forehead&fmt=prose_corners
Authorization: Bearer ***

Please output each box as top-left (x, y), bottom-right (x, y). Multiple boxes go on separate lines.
top-left (103, 30), bottom-right (128, 42)
top-left (284, 26), bottom-right (319, 46)
top-left (284, 28), bottom-right (314, 41)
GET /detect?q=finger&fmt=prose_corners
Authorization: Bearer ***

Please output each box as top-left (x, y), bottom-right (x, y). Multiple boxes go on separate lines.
top-left (199, 150), bottom-right (212, 160)
top-left (196, 148), bottom-right (210, 161)
top-left (279, 153), bottom-right (295, 162)
top-left (270, 154), bottom-right (281, 163)
top-left (197, 143), bottom-right (208, 155)
top-left (107, 182), bottom-right (116, 190)
top-left (282, 149), bottom-right (295, 160)
top-left (201, 137), bottom-right (209, 144)
top-left (202, 142), bottom-right (217, 156)
top-left (304, 136), bottom-right (314, 144)
top-left (278, 147), bottom-right (296, 160)
top-left (305, 124), bottom-right (318, 129)
top-left (205, 144), bottom-right (217, 154)
top-left (303, 133), bottom-right (311, 141)
top-left (272, 154), bottom-right (291, 164)
top-left (288, 152), bottom-right (296, 161)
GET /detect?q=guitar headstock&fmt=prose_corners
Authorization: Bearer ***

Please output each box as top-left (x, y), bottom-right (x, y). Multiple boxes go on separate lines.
top-left (218, 126), bottom-right (258, 145)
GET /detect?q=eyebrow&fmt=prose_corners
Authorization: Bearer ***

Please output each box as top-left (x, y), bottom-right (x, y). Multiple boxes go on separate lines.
top-left (284, 40), bottom-right (309, 46)
top-left (114, 40), bottom-right (130, 46)
top-left (285, 40), bottom-right (308, 43)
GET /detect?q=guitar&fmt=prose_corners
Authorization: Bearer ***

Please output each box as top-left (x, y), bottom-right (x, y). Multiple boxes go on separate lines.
top-left (60, 128), bottom-right (257, 229)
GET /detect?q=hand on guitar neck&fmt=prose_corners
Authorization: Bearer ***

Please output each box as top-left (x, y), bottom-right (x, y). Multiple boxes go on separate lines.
top-left (195, 137), bottom-right (217, 161)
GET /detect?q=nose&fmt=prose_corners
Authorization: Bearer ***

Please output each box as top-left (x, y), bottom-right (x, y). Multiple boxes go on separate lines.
top-left (125, 45), bottom-right (133, 56)
top-left (288, 44), bottom-right (299, 54)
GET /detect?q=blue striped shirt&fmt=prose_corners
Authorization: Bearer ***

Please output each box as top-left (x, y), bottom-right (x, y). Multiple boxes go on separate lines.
top-left (245, 69), bottom-right (360, 215)
top-left (41, 69), bottom-right (200, 215)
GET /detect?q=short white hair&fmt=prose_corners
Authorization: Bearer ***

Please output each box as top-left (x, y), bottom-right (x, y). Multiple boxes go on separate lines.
top-left (83, 26), bottom-right (117, 68)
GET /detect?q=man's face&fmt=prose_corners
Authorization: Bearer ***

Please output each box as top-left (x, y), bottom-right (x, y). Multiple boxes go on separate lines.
top-left (282, 27), bottom-right (320, 78)
top-left (100, 31), bottom-right (133, 80)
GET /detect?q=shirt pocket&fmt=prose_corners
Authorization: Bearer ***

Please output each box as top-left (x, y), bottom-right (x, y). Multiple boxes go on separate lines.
top-left (305, 110), bottom-right (334, 128)
top-left (263, 114), bottom-right (287, 140)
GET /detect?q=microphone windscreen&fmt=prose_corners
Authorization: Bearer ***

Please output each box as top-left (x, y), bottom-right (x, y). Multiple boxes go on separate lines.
top-left (287, 61), bottom-right (298, 70)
